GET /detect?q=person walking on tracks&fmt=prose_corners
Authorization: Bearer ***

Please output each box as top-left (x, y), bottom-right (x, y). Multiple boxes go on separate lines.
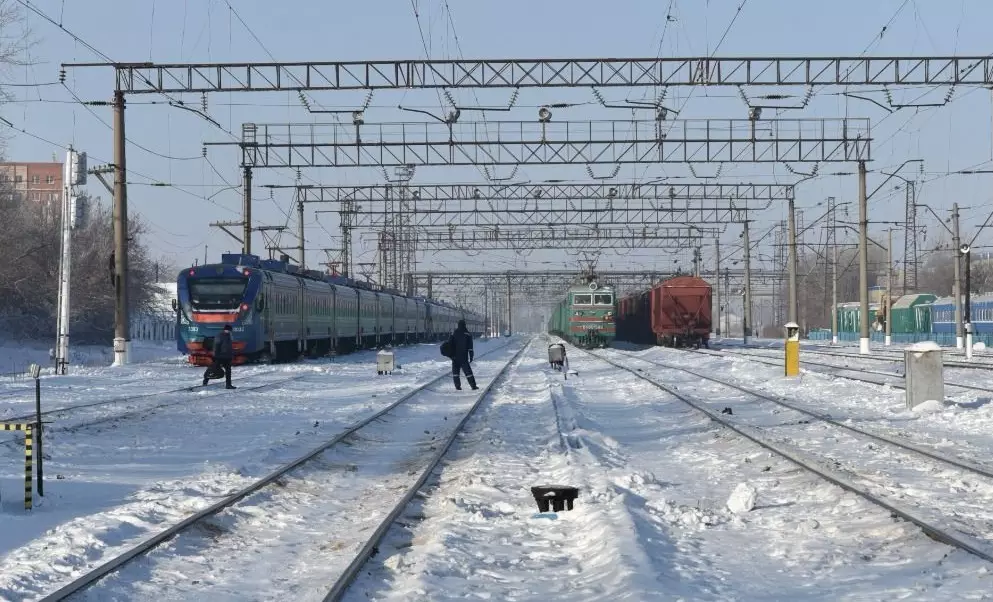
top-left (204, 324), bottom-right (236, 389)
top-left (448, 319), bottom-right (477, 391)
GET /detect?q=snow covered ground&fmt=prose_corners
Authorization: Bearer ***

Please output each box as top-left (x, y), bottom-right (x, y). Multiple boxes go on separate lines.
top-left (0, 337), bottom-right (512, 601)
top-left (3, 334), bottom-right (993, 600)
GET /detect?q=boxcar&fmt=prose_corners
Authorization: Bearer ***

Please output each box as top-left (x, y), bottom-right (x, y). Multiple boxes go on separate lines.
top-left (652, 276), bottom-right (712, 348)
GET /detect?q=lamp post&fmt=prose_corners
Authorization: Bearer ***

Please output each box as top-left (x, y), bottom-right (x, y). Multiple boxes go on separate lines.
top-left (961, 243), bottom-right (973, 359)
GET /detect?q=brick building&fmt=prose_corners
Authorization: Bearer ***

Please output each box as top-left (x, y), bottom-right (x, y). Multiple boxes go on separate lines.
top-left (0, 162), bottom-right (63, 205)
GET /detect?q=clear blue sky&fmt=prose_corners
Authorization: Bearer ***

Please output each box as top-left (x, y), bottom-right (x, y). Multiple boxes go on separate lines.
top-left (6, 0), bottom-right (993, 281)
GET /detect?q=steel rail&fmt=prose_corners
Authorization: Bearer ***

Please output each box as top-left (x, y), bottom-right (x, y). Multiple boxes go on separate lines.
top-left (695, 347), bottom-right (992, 392)
top-left (610, 349), bottom-right (993, 479)
top-left (323, 338), bottom-right (532, 601)
top-left (37, 341), bottom-right (519, 601)
top-left (727, 344), bottom-right (993, 370)
top-left (578, 346), bottom-right (993, 564)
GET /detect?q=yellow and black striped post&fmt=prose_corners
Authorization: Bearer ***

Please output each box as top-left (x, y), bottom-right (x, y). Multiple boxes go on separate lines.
top-left (2, 423), bottom-right (34, 510)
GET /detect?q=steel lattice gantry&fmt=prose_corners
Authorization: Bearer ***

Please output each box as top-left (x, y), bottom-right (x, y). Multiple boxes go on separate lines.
top-left (358, 225), bottom-right (714, 251)
top-left (235, 119), bottom-right (870, 168)
top-left (300, 181), bottom-right (786, 228)
top-left (98, 57), bottom-right (993, 93)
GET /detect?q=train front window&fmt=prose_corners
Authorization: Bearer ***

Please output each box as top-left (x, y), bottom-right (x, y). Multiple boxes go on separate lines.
top-left (594, 293), bottom-right (613, 305)
top-left (573, 294), bottom-right (593, 305)
top-left (188, 278), bottom-right (247, 310)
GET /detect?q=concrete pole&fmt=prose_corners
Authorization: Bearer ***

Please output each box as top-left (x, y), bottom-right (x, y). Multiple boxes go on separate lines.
top-left (952, 202), bottom-right (964, 349)
top-left (483, 285), bottom-right (489, 338)
top-left (787, 197), bottom-right (798, 324)
top-left (832, 245), bottom-right (839, 345)
top-left (743, 220), bottom-right (753, 344)
top-left (885, 228), bottom-right (892, 346)
top-left (112, 90), bottom-right (130, 366)
top-left (297, 195), bottom-right (305, 269)
top-left (242, 166), bottom-right (253, 255)
top-left (965, 246), bottom-right (973, 358)
top-left (715, 238), bottom-right (722, 337)
top-left (858, 161), bottom-right (870, 355)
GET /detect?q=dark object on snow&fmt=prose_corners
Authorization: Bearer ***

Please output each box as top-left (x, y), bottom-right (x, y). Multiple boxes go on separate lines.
top-left (530, 485), bottom-right (580, 512)
top-left (721, 407), bottom-right (733, 415)
top-left (449, 320), bottom-right (477, 390)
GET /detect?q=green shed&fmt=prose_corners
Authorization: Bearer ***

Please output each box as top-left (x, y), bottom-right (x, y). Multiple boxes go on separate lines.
top-left (888, 293), bottom-right (936, 334)
top-left (836, 302), bottom-right (880, 333)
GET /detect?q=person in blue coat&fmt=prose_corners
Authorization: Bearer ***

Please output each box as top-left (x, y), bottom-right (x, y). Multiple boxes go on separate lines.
top-left (448, 319), bottom-right (477, 391)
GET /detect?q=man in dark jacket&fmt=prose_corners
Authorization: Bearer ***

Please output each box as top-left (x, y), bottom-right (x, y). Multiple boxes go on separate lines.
top-left (449, 319), bottom-right (477, 391)
top-left (204, 324), bottom-right (236, 389)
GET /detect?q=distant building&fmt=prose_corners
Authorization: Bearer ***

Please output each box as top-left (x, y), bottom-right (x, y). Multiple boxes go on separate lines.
top-left (0, 162), bottom-right (63, 205)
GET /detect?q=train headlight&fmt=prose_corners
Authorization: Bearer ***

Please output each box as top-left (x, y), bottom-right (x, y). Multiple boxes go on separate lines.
top-left (240, 303), bottom-right (249, 312)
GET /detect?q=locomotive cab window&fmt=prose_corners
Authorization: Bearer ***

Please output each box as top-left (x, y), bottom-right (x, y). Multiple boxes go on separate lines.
top-left (188, 278), bottom-right (248, 310)
top-left (573, 294), bottom-right (593, 305)
top-left (594, 293), bottom-right (613, 305)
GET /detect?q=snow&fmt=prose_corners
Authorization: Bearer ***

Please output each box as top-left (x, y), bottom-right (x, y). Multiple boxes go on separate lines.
top-left (2, 335), bottom-right (993, 599)
top-left (974, 342), bottom-right (987, 352)
top-left (909, 341), bottom-right (943, 352)
top-left (726, 483), bottom-right (758, 514)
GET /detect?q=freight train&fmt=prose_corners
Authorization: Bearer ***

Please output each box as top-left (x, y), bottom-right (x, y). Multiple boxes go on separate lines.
top-left (547, 280), bottom-right (616, 348)
top-left (616, 275), bottom-right (712, 348)
top-left (174, 254), bottom-right (484, 365)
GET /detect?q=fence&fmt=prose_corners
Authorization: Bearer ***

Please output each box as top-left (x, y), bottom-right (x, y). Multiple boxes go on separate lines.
top-left (807, 331), bottom-right (993, 347)
top-left (130, 317), bottom-right (176, 342)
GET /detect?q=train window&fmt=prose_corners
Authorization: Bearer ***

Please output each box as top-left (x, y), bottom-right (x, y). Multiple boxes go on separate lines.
top-left (573, 294), bottom-right (593, 305)
top-left (188, 278), bottom-right (247, 310)
top-left (594, 294), bottom-right (613, 305)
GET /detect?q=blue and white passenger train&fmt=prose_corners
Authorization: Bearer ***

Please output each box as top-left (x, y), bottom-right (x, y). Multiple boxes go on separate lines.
top-left (174, 254), bottom-right (484, 365)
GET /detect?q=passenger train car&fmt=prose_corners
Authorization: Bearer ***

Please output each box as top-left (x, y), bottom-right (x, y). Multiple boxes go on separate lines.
top-left (547, 280), bottom-right (616, 348)
top-left (175, 254), bottom-right (484, 365)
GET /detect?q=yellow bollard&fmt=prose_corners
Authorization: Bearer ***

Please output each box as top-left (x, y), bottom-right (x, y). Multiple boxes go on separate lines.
top-left (784, 322), bottom-right (800, 377)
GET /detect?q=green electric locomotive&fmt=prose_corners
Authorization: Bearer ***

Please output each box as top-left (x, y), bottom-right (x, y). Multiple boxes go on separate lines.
top-left (547, 280), bottom-right (616, 348)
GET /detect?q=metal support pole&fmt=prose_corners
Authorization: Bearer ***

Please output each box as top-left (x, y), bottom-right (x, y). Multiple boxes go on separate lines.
top-left (506, 274), bottom-right (513, 336)
top-left (832, 245), bottom-right (839, 345)
top-left (112, 90), bottom-right (130, 366)
top-left (787, 197), bottom-right (798, 324)
top-left (34, 377), bottom-right (43, 496)
top-left (483, 285), bottom-right (489, 338)
top-left (55, 149), bottom-right (74, 375)
top-left (243, 166), bottom-right (253, 255)
top-left (952, 202), bottom-right (963, 349)
top-left (858, 161), bottom-right (870, 355)
top-left (885, 229), bottom-right (893, 346)
top-left (715, 238), bottom-right (721, 337)
top-left (297, 194), bottom-right (305, 269)
top-left (743, 220), bottom-right (753, 344)
top-left (426, 274), bottom-right (433, 300)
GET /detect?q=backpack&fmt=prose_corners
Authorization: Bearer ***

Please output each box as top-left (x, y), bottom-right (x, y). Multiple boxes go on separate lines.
top-left (440, 339), bottom-right (453, 358)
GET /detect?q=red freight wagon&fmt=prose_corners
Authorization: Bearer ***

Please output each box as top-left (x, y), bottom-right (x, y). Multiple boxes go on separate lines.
top-left (651, 276), bottom-right (712, 348)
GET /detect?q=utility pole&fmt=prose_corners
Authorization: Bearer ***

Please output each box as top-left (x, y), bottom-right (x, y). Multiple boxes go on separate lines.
top-left (858, 160), bottom-right (870, 355)
top-left (952, 202), bottom-right (964, 349)
top-left (715, 238), bottom-right (721, 337)
top-left (787, 196), bottom-right (798, 324)
top-left (55, 147), bottom-right (85, 375)
top-left (483, 285), bottom-right (489, 338)
top-left (297, 194), bottom-right (305, 269)
top-left (112, 90), bottom-right (130, 366)
top-left (743, 220), bottom-right (753, 344)
top-left (724, 268), bottom-right (731, 336)
top-left (885, 228), bottom-right (893, 346)
top-left (506, 274), bottom-right (513, 335)
top-left (832, 245), bottom-right (839, 345)
top-left (964, 242), bottom-right (973, 358)
top-left (242, 166), bottom-right (253, 255)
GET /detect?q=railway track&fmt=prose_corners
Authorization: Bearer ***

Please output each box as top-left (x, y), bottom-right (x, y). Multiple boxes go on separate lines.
top-left (694, 347), bottom-right (992, 395)
top-left (35, 340), bottom-right (529, 602)
top-left (573, 345), bottom-right (993, 566)
top-left (721, 344), bottom-right (993, 370)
